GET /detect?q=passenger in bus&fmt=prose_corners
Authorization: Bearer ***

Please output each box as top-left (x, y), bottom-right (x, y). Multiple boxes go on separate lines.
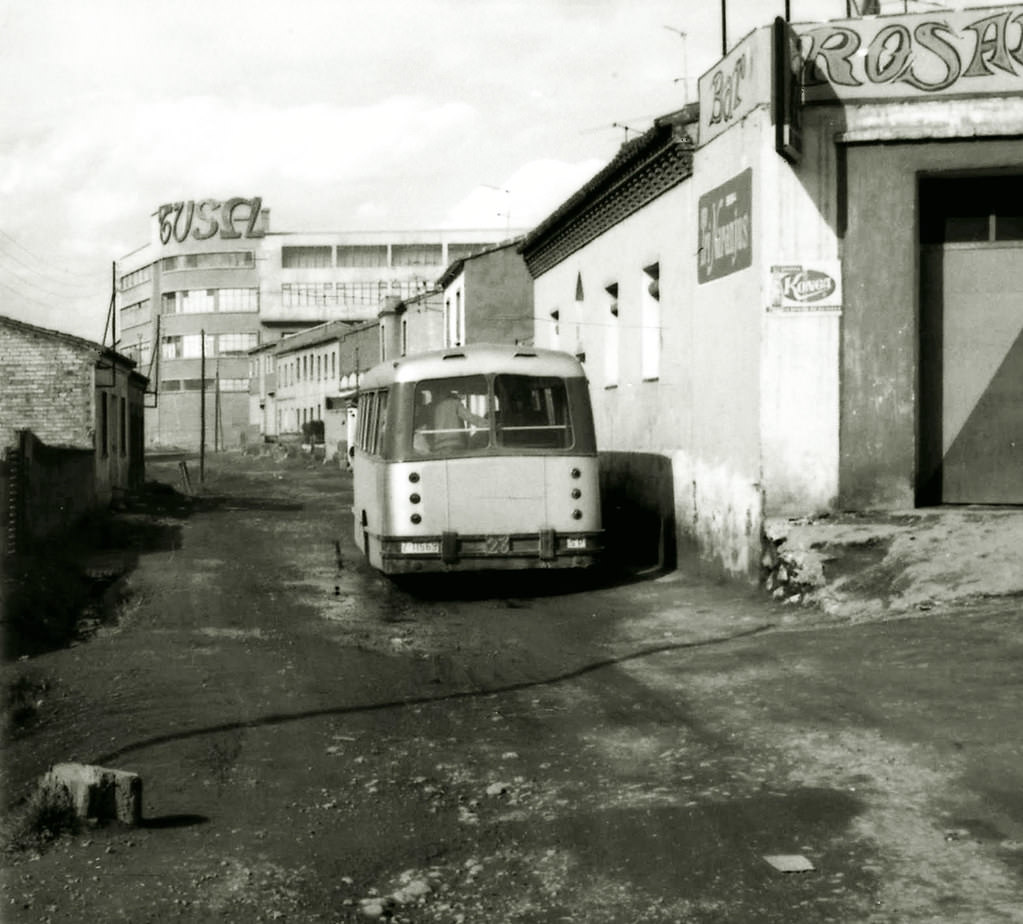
top-left (413, 390), bottom-right (433, 454)
top-left (499, 386), bottom-right (547, 446)
top-left (432, 390), bottom-right (488, 452)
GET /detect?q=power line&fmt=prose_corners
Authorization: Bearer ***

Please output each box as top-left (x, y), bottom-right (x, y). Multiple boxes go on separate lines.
top-left (0, 229), bottom-right (104, 280)
top-left (0, 251), bottom-right (106, 296)
top-left (0, 263), bottom-right (105, 301)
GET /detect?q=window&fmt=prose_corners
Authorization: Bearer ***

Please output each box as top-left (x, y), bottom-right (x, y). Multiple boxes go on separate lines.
top-left (161, 336), bottom-right (182, 360)
top-left (218, 378), bottom-right (249, 392)
top-left (337, 244), bottom-right (388, 267)
top-left (331, 351), bottom-right (336, 378)
top-left (494, 374), bottom-right (572, 449)
top-left (282, 245), bottom-right (332, 268)
top-left (217, 332), bottom-right (258, 355)
top-left (161, 251), bottom-right (254, 271)
top-left (641, 263), bottom-right (660, 381)
top-left (920, 176), bottom-right (1023, 243)
top-left (120, 397), bottom-right (127, 456)
top-left (120, 299), bottom-right (150, 328)
top-left (160, 333), bottom-right (215, 358)
top-left (455, 290), bottom-right (463, 346)
top-left (282, 283), bottom-right (334, 307)
top-left (217, 288), bottom-right (259, 312)
top-left (99, 393), bottom-right (108, 457)
top-left (119, 264), bottom-right (152, 290)
top-left (391, 243), bottom-right (443, 266)
top-left (412, 375), bottom-right (490, 455)
top-left (604, 283), bottom-right (619, 387)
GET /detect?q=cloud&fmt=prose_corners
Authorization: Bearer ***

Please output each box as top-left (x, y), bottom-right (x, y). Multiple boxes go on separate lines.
top-left (442, 157), bottom-right (605, 230)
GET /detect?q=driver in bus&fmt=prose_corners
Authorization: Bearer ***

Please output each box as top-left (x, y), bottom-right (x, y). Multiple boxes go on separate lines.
top-left (432, 390), bottom-right (488, 452)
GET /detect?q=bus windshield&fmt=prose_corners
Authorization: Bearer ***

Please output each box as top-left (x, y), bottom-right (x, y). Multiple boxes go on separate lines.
top-left (411, 373), bottom-right (574, 455)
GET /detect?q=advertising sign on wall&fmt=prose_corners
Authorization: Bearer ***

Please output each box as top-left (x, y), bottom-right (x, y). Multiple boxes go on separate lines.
top-left (698, 169), bottom-right (753, 285)
top-left (768, 261), bottom-right (843, 313)
top-left (799, 6), bottom-right (1023, 102)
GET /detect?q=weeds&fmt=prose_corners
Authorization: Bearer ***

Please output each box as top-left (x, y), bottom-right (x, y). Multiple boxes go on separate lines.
top-left (1, 672), bottom-right (51, 740)
top-left (1, 783), bottom-right (80, 853)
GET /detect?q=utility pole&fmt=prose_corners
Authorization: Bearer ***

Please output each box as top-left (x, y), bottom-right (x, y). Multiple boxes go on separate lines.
top-left (214, 360), bottom-right (221, 452)
top-left (200, 329), bottom-right (206, 484)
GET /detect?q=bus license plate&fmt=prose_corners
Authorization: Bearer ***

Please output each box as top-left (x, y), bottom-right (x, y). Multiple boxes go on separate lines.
top-left (566, 538), bottom-right (586, 550)
top-left (400, 541), bottom-right (440, 555)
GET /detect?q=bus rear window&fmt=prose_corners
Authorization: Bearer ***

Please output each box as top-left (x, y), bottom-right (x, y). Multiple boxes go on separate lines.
top-left (413, 375), bottom-right (490, 454)
top-left (494, 374), bottom-right (572, 449)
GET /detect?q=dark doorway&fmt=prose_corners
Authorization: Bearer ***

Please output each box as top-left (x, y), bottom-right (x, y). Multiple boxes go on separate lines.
top-left (918, 176), bottom-right (1023, 504)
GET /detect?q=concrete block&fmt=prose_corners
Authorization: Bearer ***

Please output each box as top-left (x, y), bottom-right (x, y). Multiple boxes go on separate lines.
top-left (40, 762), bottom-right (142, 825)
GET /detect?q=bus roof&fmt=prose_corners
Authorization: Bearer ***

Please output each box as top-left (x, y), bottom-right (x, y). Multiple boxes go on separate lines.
top-left (360, 344), bottom-right (587, 388)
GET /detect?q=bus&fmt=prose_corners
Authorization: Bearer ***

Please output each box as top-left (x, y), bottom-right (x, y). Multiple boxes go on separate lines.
top-left (351, 344), bottom-right (602, 573)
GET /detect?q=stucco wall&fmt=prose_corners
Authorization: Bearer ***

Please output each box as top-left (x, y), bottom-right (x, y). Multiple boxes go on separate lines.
top-left (758, 104), bottom-right (842, 515)
top-left (533, 146), bottom-right (767, 578)
top-left (465, 248), bottom-right (534, 345)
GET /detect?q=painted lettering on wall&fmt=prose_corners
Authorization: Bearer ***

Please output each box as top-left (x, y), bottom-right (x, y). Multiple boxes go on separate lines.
top-left (158, 197), bottom-right (266, 245)
top-left (800, 6), bottom-right (1023, 101)
top-left (698, 29), bottom-right (772, 147)
top-left (698, 169), bottom-right (753, 285)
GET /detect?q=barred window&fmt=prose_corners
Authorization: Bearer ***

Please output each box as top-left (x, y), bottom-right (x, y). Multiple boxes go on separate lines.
top-left (282, 283), bottom-right (334, 307)
top-left (282, 245), bottom-right (332, 268)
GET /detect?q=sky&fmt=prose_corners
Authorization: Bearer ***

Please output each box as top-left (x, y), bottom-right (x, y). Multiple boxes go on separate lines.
top-left (0, 0), bottom-right (998, 340)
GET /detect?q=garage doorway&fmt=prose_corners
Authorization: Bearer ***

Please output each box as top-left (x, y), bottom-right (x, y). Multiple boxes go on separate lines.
top-left (919, 176), bottom-right (1023, 504)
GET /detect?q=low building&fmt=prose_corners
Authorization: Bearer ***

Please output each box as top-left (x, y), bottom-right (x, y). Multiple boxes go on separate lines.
top-left (522, 6), bottom-right (1023, 579)
top-left (437, 237), bottom-right (534, 347)
top-left (0, 315), bottom-right (147, 552)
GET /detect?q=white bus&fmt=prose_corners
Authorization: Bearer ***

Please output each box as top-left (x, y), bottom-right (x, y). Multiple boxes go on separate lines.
top-left (351, 344), bottom-right (602, 573)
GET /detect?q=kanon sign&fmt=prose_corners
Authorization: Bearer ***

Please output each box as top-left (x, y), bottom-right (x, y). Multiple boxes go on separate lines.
top-left (157, 197), bottom-right (266, 245)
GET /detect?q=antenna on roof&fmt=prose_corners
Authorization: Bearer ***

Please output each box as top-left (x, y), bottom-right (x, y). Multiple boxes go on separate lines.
top-left (612, 122), bottom-right (640, 141)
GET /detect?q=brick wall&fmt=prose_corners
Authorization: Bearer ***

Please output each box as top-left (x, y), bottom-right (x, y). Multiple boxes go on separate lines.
top-left (0, 323), bottom-right (96, 449)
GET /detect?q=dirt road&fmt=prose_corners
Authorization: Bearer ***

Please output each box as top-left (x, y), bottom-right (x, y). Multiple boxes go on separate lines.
top-left (2, 453), bottom-right (1022, 923)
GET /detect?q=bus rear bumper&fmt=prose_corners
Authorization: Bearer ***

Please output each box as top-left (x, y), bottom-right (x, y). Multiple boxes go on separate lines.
top-left (377, 530), bottom-right (603, 574)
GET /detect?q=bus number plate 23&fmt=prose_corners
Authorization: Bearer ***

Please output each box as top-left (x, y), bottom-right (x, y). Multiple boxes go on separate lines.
top-left (400, 541), bottom-right (441, 555)
top-left (484, 535), bottom-right (511, 555)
